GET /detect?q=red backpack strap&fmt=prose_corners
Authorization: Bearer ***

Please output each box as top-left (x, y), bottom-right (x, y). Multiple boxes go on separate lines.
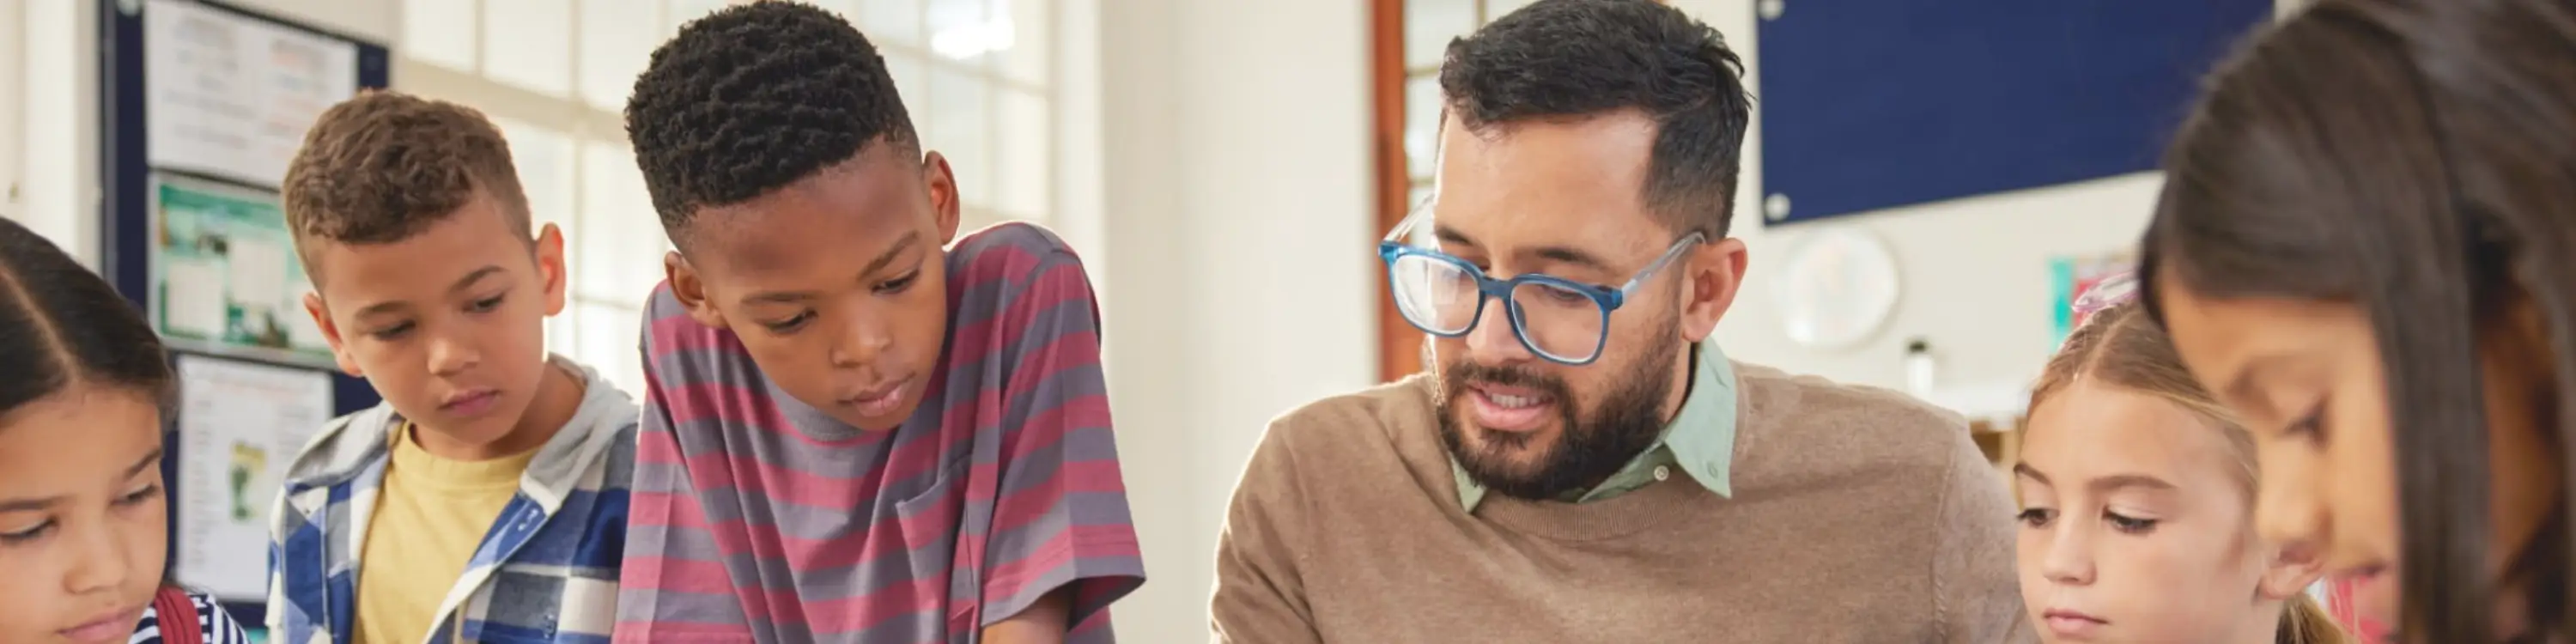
top-left (151, 586), bottom-right (204, 644)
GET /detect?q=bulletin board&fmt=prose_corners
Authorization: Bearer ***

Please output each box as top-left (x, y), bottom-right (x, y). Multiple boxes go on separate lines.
top-left (100, 0), bottom-right (387, 408)
top-left (97, 0), bottom-right (391, 627)
top-left (148, 173), bottom-right (335, 366)
top-left (1753, 0), bottom-right (2271, 225)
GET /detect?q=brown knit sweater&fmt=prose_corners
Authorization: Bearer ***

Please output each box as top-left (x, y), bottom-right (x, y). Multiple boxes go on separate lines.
top-left (1211, 365), bottom-right (2036, 643)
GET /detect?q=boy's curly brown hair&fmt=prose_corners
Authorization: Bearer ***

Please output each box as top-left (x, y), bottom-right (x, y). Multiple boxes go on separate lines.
top-left (280, 89), bottom-right (531, 282)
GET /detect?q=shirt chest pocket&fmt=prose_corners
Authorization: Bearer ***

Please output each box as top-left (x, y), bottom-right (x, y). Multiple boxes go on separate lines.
top-left (889, 455), bottom-right (977, 633)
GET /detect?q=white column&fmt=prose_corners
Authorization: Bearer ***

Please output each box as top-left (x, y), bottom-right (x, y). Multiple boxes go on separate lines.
top-left (20, 0), bottom-right (100, 266)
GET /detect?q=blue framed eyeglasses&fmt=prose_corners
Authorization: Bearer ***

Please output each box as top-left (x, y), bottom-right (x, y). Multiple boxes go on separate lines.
top-left (1377, 204), bottom-right (1705, 365)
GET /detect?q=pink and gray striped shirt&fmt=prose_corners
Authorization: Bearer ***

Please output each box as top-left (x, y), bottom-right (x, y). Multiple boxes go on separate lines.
top-left (615, 223), bottom-right (1145, 643)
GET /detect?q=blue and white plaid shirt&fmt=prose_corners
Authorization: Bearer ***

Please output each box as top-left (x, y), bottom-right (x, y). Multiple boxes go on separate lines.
top-left (264, 358), bottom-right (638, 644)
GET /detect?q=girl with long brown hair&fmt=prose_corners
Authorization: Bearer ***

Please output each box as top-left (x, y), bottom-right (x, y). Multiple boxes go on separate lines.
top-left (2141, 0), bottom-right (2576, 641)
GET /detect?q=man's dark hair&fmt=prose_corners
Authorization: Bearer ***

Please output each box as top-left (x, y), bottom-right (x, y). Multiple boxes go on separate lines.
top-left (625, 0), bottom-right (919, 243)
top-left (1441, 0), bottom-right (1752, 238)
top-left (281, 89), bottom-right (530, 275)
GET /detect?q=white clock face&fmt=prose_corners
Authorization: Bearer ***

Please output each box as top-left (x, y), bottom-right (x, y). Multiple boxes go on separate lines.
top-left (1771, 227), bottom-right (1902, 350)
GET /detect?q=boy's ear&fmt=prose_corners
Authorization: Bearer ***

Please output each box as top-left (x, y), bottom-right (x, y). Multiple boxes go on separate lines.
top-left (2257, 544), bottom-right (2327, 601)
top-left (535, 223), bottom-right (569, 317)
top-left (922, 150), bottom-right (962, 244)
top-left (665, 251), bottom-right (727, 330)
top-left (302, 291), bottom-right (365, 377)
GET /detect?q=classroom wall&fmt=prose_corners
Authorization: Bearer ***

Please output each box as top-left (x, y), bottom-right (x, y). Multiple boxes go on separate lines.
top-left (1, 0), bottom-right (21, 224)
top-left (1091, 0), bottom-right (1378, 638)
top-left (1701, 0), bottom-right (2299, 416)
top-left (18, 0), bottom-right (96, 265)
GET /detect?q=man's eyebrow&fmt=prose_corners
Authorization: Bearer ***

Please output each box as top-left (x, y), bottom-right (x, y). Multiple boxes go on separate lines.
top-left (1433, 224), bottom-right (1479, 248)
top-left (1432, 226), bottom-right (1613, 273)
top-left (1522, 245), bottom-right (1610, 272)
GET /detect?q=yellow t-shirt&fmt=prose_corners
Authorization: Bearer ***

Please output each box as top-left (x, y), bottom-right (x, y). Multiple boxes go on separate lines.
top-left (351, 422), bottom-right (538, 644)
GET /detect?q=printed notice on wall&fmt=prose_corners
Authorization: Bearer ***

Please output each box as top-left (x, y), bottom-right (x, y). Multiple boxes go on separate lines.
top-left (150, 174), bottom-right (333, 365)
top-left (173, 354), bottom-right (332, 601)
top-left (143, 0), bottom-right (361, 187)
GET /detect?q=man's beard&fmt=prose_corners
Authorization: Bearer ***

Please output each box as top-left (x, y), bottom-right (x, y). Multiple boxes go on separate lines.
top-left (1434, 320), bottom-right (1683, 501)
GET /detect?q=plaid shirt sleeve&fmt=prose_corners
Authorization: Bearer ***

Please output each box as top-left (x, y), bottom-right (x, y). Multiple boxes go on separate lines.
top-left (264, 428), bottom-right (347, 644)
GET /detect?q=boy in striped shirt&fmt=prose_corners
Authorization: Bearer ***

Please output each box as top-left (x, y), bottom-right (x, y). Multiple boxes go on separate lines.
top-left (612, 3), bottom-right (1145, 642)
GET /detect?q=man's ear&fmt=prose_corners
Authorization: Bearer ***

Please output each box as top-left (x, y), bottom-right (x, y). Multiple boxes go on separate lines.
top-left (922, 150), bottom-right (963, 245)
top-left (665, 250), bottom-right (727, 330)
top-left (302, 290), bottom-right (364, 377)
top-left (2257, 544), bottom-right (2327, 601)
top-left (1680, 237), bottom-right (1750, 343)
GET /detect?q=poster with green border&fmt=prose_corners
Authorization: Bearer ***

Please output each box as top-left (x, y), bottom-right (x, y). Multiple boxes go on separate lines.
top-left (149, 174), bottom-right (334, 365)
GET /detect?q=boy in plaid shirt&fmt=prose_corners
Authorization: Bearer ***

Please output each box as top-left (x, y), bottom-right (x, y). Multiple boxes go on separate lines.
top-left (262, 90), bottom-right (638, 644)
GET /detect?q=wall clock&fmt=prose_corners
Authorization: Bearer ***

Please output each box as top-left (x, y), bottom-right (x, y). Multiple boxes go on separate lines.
top-left (1771, 226), bottom-right (1902, 350)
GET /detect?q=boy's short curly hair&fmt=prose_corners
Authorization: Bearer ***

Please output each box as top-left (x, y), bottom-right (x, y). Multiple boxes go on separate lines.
top-left (280, 89), bottom-right (531, 276)
top-left (624, 0), bottom-right (920, 243)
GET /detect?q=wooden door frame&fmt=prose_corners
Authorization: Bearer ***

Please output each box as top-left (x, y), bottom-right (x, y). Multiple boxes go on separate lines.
top-left (1370, 0), bottom-right (1418, 384)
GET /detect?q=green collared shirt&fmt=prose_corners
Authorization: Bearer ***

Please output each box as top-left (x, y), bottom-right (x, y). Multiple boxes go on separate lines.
top-left (1453, 341), bottom-right (1740, 512)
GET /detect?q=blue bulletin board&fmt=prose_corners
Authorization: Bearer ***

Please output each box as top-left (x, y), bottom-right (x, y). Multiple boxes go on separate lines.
top-left (100, 0), bottom-right (390, 629)
top-left (1753, 0), bottom-right (2271, 224)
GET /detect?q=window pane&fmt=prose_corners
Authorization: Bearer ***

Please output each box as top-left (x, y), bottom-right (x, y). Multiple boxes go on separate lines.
top-left (665, 0), bottom-right (733, 37)
top-left (404, 0), bottom-right (478, 70)
top-left (493, 118), bottom-right (576, 236)
top-left (546, 305), bottom-right (581, 359)
top-left (885, 51), bottom-right (929, 119)
top-left (1405, 74), bottom-right (1441, 181)
top-left (578, 142), bottom-right (665, 305)
top-left (1405, 0), bottom-right (1474, 70)
top-left (994, 89), bottom-right (1048, 218)
top-left (573, 301), bottom-right (647, 398)
top-left (483, 0), bottom-right (575, 97)
top-left (925, 0), bottom-right (999, 65)
top-left (926, 69), bottom-right (992, 207)
top-left (578, 0), bottom-right (659, 111)
top-left (854, 0), bottom-right (923, 46)
top-left (996, 0), bottom-right (1048, 85)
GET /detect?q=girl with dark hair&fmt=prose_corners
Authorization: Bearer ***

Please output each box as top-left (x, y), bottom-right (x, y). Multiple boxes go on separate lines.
top-left (0, 217), bottom-right (249, 643)
top-left (2140, 0), bottom-right (2576, 641)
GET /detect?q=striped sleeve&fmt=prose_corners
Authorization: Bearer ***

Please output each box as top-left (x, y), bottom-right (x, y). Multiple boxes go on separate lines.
top-left (973, 244), bottom-right (1145, 630)
top-left (613, 289), bottom-right (757, 643)
top-left (203, 593), bottom-right (252, 644)
top-left (133, 590), bottom-right (252, 644)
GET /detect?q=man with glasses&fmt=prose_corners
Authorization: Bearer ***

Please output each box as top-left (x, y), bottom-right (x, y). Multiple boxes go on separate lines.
top-left (1210, 1), bottom-right (2030, 641)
